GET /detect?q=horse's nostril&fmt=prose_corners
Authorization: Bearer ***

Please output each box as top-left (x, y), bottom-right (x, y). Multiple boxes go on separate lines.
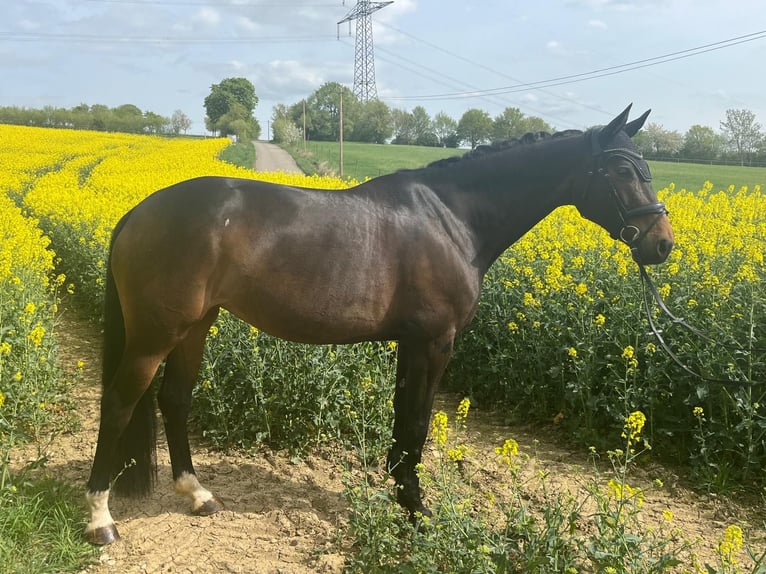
top-left (657, 238), bottom-right (673, 259)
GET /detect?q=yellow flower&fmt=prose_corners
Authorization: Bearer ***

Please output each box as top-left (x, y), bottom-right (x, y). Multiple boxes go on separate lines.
top-left (606, 478), bottom-right (644, 508)
top-left (693, 406), bottom-right (704, 417)
top-left (567, 347), bottom-right (577, 359)
top-left (431, 411), bottom-right (448, 448)
top-left (447, 444), bottom-right (468, 462)
top-left (0, 342), bottom-right (10, 355)
top-left (621, 345), bottom-right (635, 361)
top-left (593, 313), bottom-right (606, 327)
top-left (507, 321), bottom-right (518, 332)
top-left (208, 325), bottom-right (219, 337)
top-left (27, 325), bottom-right (46, 347)
top-left (715, 525), bottom-right (744, 565)
top-left (456, 397), bottom-right (470, 423)
top-left (495, 438), bottom-right (520, 467)
top-left (0, 390), bottom-right (5, 408)
top-left (621, 410), bottom-right (646, 449)
top-left (387, 340), bottom-right (397, 351)
top-left (662, 509), bottom-right (674, 522)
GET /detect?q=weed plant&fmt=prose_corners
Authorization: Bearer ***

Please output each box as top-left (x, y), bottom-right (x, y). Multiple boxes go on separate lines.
top-left (341, 399), bottom-right (765, 573)
top-left (191, 310), bottom-right (396, 454)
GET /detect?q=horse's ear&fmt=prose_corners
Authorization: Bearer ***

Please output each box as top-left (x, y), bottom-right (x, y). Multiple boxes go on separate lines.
top-left (598, 104), bottom-right (632, 147)
top-left (624, 109), bottom-right (651, 137)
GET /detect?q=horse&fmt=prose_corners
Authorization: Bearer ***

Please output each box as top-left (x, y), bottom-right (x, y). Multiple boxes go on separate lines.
top-left (84, 104), bottom-right (674, 544)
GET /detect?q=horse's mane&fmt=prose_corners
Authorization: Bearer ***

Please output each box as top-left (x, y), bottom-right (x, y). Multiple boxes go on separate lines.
top-left (425, 129), bottom-right (583, 169)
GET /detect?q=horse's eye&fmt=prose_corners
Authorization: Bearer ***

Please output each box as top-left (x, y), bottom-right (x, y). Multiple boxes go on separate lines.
top-left (616, 166), bottom-right (633, 178)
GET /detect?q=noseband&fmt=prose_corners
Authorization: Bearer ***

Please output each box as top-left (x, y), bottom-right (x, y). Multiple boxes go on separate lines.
top-left (585, 130), bottom-right (668, 250)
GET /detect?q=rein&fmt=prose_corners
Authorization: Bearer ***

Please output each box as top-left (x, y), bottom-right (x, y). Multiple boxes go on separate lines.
top-left (637, 263), bottom-right (766, 386)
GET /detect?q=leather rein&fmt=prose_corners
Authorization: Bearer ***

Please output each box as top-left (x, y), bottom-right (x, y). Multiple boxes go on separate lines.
top-left (585, 131), bottom-right (763, 386)
top-left (638, 263), bottom-right (765, 386)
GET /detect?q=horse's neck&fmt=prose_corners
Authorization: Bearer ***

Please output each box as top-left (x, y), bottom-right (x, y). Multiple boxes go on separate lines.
top-left (427, 148), bottom-right (581, 272)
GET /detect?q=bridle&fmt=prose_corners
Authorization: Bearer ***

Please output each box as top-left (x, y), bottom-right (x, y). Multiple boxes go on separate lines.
top-left (583, 130), bottom-right (668, 259)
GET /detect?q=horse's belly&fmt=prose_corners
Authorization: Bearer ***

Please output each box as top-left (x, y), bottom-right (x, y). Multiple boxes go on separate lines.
top-left (223, 286), bottom-right (391, 345)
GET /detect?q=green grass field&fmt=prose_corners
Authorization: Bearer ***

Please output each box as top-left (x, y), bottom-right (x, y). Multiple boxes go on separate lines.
top-left (279, 140), bottom-right (766, 193)
top-left (284, 140), bottom-right (463, 181)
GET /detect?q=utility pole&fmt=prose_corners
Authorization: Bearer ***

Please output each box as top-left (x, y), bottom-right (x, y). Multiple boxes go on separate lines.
top-left (337, 1), bottom-right (392, 102)
top-left (339, 87), bottom-right (344, 178)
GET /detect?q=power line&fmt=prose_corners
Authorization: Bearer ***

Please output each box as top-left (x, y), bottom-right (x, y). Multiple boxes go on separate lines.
top-left (386, 29), bottom-right (766, 101)
top-left (0, 31), bottom-right (337, 44)
top-left (84, 0), bottom-right (339, 6)
top-left (375, 21), bottom-right (609, 118)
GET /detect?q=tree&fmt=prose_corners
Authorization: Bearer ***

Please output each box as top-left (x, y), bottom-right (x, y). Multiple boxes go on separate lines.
top-left (635, 122), bottom-right (683, 158)
top-left (492, 108), bottom-right (553, 142)
top-left (391, 108), bottom-right (415, 145)
top-left (433, 112), bottom-right (458, 147)
top-left (272, 117), bottom-right (302, 144)
top-left (457, 108), bottom-right (493, 149)
top-left (720, 108), bottom-right (763, 165)
top-left (411, 106), bottom-right (437, 146)
top-left (170, 110), bottom-right (192, 135)
top-left (217, 102), bottom-right (261, 141)
top-left (351, 100), bottom-right (392, 144)
top-left (204, 77), bottom-right (259, 135)
top-left (681, 125), bottom-right (720, 161)
top-left (492, 107), bottom-right (526, 141)
top-left (302, 82), bottom-right (357, 141)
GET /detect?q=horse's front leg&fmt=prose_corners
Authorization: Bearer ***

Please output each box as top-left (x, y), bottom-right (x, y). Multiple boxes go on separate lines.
top-left (387, 331), bottom-right (455, 518)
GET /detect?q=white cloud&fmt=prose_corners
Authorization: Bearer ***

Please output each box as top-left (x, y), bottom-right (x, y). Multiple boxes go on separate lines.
top-left (193, 8), bottom-right (221, 26)
top-left (588, 19), bottom-right (608, 28)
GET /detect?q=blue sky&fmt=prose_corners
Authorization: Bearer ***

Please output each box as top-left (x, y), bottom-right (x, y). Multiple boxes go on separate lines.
top-left (3, 0), bottom-right (765, 137)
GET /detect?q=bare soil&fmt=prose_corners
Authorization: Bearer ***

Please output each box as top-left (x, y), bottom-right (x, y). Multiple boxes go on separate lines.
top-left (13, 309), bottom-right (765, 573)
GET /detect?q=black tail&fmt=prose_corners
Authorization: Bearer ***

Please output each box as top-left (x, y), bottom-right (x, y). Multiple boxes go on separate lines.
top-left (102, 210), bottom-right (157, 497)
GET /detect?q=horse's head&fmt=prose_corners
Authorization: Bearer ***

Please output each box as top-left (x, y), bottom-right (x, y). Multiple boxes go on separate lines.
top-left (573, 105), bottom-right (674, 265)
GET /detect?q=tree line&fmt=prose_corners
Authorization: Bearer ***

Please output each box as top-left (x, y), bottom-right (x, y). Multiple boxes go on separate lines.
top-left (270, 81), bottom-right (553, 149)
top-left (4, 75), bottom-right (764, 165)
top-left (0, 103), bottom-right (192, 135)
top-left (270, 81), bottom-right (766, 165)
top-left (635, 109), bottom-right (765, 166)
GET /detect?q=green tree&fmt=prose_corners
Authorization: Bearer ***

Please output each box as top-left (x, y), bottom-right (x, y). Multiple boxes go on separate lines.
top-left (492, 108), bottom-right (553, 142)
top-left (682, 125), bottom-right (720, 161)
top-left (720, 108), bottom-right (763, 165)
top-left (411, 106), bottom-right (437, 146)
top-left (204, 77), bottom-right (259, 135)
top-left (351, 100), bottom-right (392, 143)
top-left (638, 122), bottom-right (683, 158)
top-left (457, 108), bottom-right (493, 149)
top-left (303, 82), bottom-right (357, 141)
top-left (391, 108), bottom-right (415, 145)
top-left (492, 107), bottom-right (526, 141)
top-left (433, 112), bottom-right (458, 147)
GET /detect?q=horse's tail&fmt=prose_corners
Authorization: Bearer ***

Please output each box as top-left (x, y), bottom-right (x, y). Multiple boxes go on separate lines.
top-left (102, 209), bottom-right (157, 497)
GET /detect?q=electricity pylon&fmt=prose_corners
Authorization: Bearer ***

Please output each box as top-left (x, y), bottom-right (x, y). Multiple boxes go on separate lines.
top-left (337, 1), bottom-right (393, 102)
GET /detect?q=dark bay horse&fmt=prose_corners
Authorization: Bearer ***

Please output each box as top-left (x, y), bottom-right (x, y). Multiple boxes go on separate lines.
top-left (85, 105), bottom-right (673, 544)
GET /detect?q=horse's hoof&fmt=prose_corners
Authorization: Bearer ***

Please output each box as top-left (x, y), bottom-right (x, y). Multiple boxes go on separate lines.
top-left (192, 496), bottom-right (224, 516)
top-left (84, 523), bottom-right (120, 545)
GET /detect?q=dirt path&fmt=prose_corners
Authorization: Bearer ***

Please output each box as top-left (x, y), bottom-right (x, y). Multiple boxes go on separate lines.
top-left (253, 141), bottom-right (303, 174)
top-left (18, 309), bottom-right (763, 573)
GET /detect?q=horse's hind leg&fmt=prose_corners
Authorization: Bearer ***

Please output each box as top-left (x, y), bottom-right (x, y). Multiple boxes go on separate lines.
top-left (387, 330), bottom-right (455, 518)
top-left (85, 349), bottom-right (167, 545)
top-left (157, 306), bottom-right (224, 516)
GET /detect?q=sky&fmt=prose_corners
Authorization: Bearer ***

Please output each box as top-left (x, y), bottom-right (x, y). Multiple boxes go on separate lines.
top-left (3, 0), bottom-right (766, 137)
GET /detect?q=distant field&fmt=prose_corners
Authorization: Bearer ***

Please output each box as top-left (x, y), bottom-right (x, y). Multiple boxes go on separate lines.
top-left (650, 160), bottom-right (766, 193)
top-left (283, 140), bottom-right (462, 181)
top-left (279, 140), bottom-right (766, 193)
